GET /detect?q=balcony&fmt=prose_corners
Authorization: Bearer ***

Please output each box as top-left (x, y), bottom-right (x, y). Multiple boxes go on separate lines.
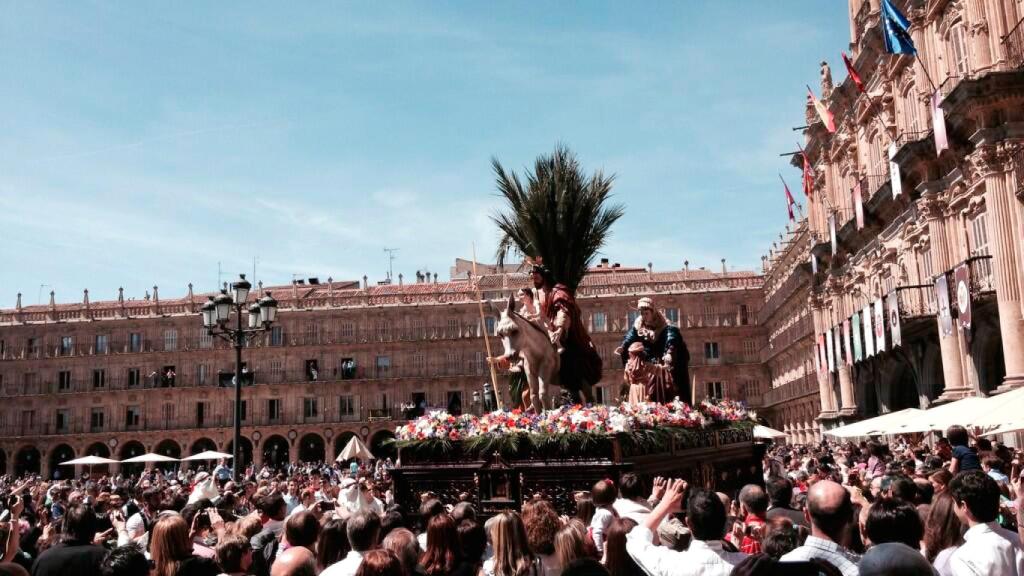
top-left (1003, 17), bottom-right (1024, 69)
top-left (895, 284), bottom-right (935, 319)
top-left (859, 173), bottom-right (890, 203)
top-left (966, 255), bottom-right (995, 296)
top-left (758, 374), bottom-right (817, 408)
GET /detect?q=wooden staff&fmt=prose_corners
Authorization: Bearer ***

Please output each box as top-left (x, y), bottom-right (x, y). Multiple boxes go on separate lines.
top-left (472, 243), bottom-right (503, 410)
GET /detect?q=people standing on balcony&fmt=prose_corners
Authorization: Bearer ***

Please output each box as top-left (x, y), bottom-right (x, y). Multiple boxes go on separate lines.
top-left (615, 298), bottom-right (691, 403)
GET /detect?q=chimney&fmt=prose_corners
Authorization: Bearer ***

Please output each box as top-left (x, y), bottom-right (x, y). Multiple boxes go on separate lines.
top-left (15, 292), bottom-right (22, 312)
top-left (684, 260), bottom-right (689, 271)
top-left (48, 290), bottom-right (56, 321)
top-left (612, 262), bottom-right (620, 269)
top-left (398, 273), bottom-right (403, 286)
top-left (433, 273), bottom-right (438, 284)
top-left (600, 258), bottom-right (610, 268)
top-left (721, 259), bottom-right (726, 274)
top-left (362, 275), bottom-right (368, 289)
top-left (327, 277), bottom-right (334, 299)
top-left (187, 283), bottom-right (195, 312)
top-left (153, 285), bottom-right (160, 315)
top-left (292, 279), bottom-right (299, 301)
top-left (82, 289), bottom-right (91, 320)
top-left (118, 287), bottom-right (125, 317)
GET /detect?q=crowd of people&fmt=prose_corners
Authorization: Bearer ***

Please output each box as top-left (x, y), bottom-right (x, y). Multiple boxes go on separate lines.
top-left (0, 425), bottom-right (1021, 576)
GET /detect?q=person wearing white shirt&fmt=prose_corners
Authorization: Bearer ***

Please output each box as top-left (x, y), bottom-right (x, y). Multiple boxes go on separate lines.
top-left (948, 470), bottom-right (1024, 576)
top-left (626, 479), bottom-right (746, 576)
top-left (321, 510), bottom-right (381, 576)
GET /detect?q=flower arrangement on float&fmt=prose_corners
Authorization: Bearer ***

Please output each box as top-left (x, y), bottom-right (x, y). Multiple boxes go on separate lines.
top-left (394, 399), bottom-right (755, 461)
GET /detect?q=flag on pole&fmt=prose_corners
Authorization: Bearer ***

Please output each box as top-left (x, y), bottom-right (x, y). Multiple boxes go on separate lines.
top-left (800, 146), bottom-right (814, 198)
top-left (780, 174), bottom-right (796, 221)
top-left (932, 90), bottom-right (949, 155)
top-left (829, 213), bottom-right (838, 256)
top-left (842, 51), bottom-right (865, 94)
top-left (807, 86), bottom-right (836, 133)
top-left (853, 184), bottom-right (865, 229)
top-left (889, 142), bottom-right (903, 197)
top-left (881, 0), bottom-right (917, 55)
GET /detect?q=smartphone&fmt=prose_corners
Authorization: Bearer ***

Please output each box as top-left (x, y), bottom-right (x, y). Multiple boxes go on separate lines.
top-left (318, 501), bottom-right (336, 511)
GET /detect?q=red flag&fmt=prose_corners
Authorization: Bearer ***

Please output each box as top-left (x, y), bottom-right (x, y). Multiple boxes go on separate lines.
top-left (842, 51), bottom-right (865, 94)
top-left (807, 86), bottom-right (836, 133)
top-left (779, 174), bottom-right (796, 221)
top-left (799, 145), bottom-right (814, 198)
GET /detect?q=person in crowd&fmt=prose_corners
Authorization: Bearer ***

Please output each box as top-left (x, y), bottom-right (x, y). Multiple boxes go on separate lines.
top-left (737, 485), bottom-right (768, 554)
top-left (555, 520), bottom-right (589, 567)
top-left (765, 477), bottom-right (806, 529)
top-left (322, 511), bottom-right (381, 576)
top-left (857, 543), bottom-right (934, 576)
top-left (381, 529), bottom-right (420, 576)
top-left (780, 480), bottom-right (860, 576)
top-left (602, 519), bottom-right (642, 576)
top-left (922, 492), bottom-right (964, 576)
top-left (149, 514), bottom-right (220, 576)
top-left (947, 470), bottom-right (1024, 575)
top-left (215, 535), bottom-right (253, 576)
top-left (354, 550), bottom-right (403, 576)
top-left (864, 444), bottom-right (886, 481)
top-left (99, 543), bottom-right (149, 576)
top-left (561, 558), bottom-right (610, 576)
top-left (626, 479), bottom-right (746, 576)
top-left (611, 475), bottom-right (659, 526)
top-left (318, 519), bottom-right (351, 573)
top-left (451, 521), bottom-right (486, 576)
top-left (483, 512), bottom-right (533, 576)
top-left (861, 498), bottom-right (923, 550)
top-left (759, 518), bottom-right (800, 560)
top-left (590, 480), bottom-right (618, 555)
top-left (575, 493), bottom-right (596, 528)
top-left (983, 457), bottom-right (1011, 485)
top-left (415, 500), bottom-right (444, 551)
top-left (947, 426), bottom-right (981, 475)
top-left (419, 514), bottom-right (458, 576)
top-left (283, 511), bottom-right (319, 551)
top-left (31, 504), bottom-right (109, 576)
top-left (450, 503), bottom-right (477, 525)
top-left (930, 469), bottom-right (953, 496)
top-left (522, 500), bottom-right (561, 576)
top-left (270, 547), bottom-right (317, 576)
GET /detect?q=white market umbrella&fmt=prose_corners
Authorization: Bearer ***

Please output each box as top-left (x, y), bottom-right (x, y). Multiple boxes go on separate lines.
top-left (60, 455), bottom-right (119, 466)
top-left (120, 453), bottom-right (179, 463)
top-left (825, 408), bottom-right (923, 438)
top-left (754, 425), bottom-right (787, 440)
top-left (980, 422), bottom-right (1024, 437)
top-left (336, 436), bottom-right (375, 462)
top-left (972, 387), bottom-right (1024, 430)
top-left (183, 450), bottom-right (233, 461)
top-left (894, 397), bottom-right (993, 434)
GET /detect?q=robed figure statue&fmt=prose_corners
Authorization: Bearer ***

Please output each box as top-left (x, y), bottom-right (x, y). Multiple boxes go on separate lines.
top-left (616, 297), bottom-right (690, 403)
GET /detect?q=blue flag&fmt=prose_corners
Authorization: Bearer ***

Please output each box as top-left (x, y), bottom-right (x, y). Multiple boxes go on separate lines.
top-left (881, 0), bottom-right (916, 55)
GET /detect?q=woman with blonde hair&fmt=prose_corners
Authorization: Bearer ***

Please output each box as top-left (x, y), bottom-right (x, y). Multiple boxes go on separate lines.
top-left (150, 514), bottom-right (220, 576)
top-left (554, 519), bottom-right (590, 567)
top-left (483, 512), bottom-right (535, 576)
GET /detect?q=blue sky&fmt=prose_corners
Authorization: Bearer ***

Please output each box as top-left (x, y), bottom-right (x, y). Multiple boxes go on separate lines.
top-left (0, 1), bottom-right (849, 307)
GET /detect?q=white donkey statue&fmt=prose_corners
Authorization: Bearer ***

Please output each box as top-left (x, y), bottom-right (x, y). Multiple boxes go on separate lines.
top-left (495, 294), bottom-right (560, 413)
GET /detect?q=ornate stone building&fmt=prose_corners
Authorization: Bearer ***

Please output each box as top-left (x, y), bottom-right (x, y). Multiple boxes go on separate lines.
top-left (807, 0), bottom-right (1024, 429)
top-left (0, 261), bottom-right (765, 478)
top-left (757, 219), bottom-right (819, 443)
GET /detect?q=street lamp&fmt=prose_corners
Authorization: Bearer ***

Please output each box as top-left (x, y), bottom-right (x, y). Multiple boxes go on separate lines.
top-left (200, 274), bottom-right (278, 481)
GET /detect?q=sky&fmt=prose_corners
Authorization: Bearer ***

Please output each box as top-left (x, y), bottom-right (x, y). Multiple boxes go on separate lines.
top-left (0, 1), bottom-right (851, 308)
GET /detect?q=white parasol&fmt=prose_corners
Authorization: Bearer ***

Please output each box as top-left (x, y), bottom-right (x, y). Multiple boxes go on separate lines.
top-left (336, 436), bottom-right (375, 461)
top-left (183, 450), bottom-right (233, 461)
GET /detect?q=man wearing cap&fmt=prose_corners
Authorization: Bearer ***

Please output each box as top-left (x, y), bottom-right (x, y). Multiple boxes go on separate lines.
top-left (617, 297), bottom-right (690, 403)
top-left (530, 263), bottom-right (601, 404)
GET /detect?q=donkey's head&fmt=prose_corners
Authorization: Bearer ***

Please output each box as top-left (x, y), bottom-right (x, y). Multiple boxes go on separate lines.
top-left (496, 293), bottom-right (522, 358)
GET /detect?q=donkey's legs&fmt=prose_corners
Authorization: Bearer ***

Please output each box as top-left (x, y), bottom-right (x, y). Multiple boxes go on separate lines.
top-left (527, 367), bottom-right (543, 414)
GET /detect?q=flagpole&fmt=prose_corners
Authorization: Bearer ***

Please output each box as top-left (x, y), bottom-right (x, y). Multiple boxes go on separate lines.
top-left (471, 243), bottom-right (503, 411)
top-left (913, 54), bottom-right (937, 92)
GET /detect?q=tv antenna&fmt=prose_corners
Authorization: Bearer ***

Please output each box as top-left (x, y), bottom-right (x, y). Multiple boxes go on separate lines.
top-left (383, 248), bottom-right (399, 283)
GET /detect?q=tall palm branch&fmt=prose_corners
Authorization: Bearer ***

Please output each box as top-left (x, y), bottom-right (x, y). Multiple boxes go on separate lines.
top-left (491, 144), bottom-right (624, 292)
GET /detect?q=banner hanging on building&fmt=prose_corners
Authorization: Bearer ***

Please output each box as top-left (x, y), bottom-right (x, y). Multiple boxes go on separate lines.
top-left (817, 334), bottom-right (827, 376)
top-left (887, 290), bottom-right (902, 347)
top-left (889, 142), bottom-right (903, 197)
top-left (843, 319), bottom-right (853, 366)
top-left (829, 214), bottom-right (838, 255)
top-left (811, 252), bottom-right (818, 274)
top-left (852, 312), bottom-right (864, 362)
top-left (932, 90), bottom-right (949, 155)
top-left (955, 263), bottom-right (972, 331)
top-left (826, 327), bottom-right (836, 373)
top-left (874, 299), bottom-right (886, 352)
top-left (834, 325), bottom-right (844, 367)
top-left (863, 304), bottom-right (876, 357)
top-left (935, 274), bottom-right (953, 337)
top-left (853, 184), bottom-right (865, 230)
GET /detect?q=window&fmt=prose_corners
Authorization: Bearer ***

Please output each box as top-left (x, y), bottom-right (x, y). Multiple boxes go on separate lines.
top-left (161, 366), bottom-right (176, 387)
top-left (269, 359), bottom-right (284, 382)
top-left (485, 317), bottom-right (497, 336)
top-left (949, 23), bottom-right (969, 76)
top-left (199, 330), bottom-right (213, 349)
top-left (901, 88), bottom-right (920, 133)
top-left (664, 308), bottom-right (679, 325)
top-left (269, 326), bottom-right (284, 346)
top-left (704, 342), bottom-right (721, 360)
top-left (196, 402), bottom-right (208, 427)
top-left (129, 333), bottom-right (143, 353)
top-left (127, 368), bottom-right (140, 388)
top-left (411, 353), bottom-right (426, 376)
top-left (969, 212), bottom-right (993, 285)
top-left (268, 399), bottom-right (282, 422)
top-left (339, 395), bottom-right (356, 419)
top-left (23, 372), bottom-right (37, 393)
top-left (594, 386), bottom-right (606, 404)
top-left (0, 339), bottom-right (4, 358)
top-left (445, 352), bottom-right (459, 374)
top-left (702, 305), bottom-right (717, 325)
top-left (447, 318), bottom-right (460, 338)
top-left (376, 321), bottom-right (391, 341)
top-left (375, 355), bottom-right (391, 378)
top-left (162, 403), bottom-right (175, 424)
top-left (95, 334), bottom-right (109, 354)
top-left (197, 364), bottom-right (209, 386)
top-left (58, 370), bottom-right (72, 392)
top-left (739, 305), bottom-right (749, 326)
top-left (305, 359), bottom-right (319, 381)
top-left (125, 406), bottom-right (141, 428)
top-left (473, 351), bottom-right (485, 375)
top-left (339, 358), bottom-right (356, 380)
top-left (90, 408), bottom-right (105, 432)
top-left (21, 410), bottom-right (35, 434)
top-left (446, 391), bottom-right (463, 416)
top-left (592, 312), bottom-right (608, 333)
top-left (627, 310), bottom-right (640, 327)
top-left (163, 329), bottom-right (178, 351)
top-left (339, 322), bottom-right (356, 340)
top-left (743, 339), bottom-right (757, 361)
top-left (27, 338), bottom-right (39, 358)
top-left (92, 369), bottom-right (106, 389)
top-left (232, 400), bottom-right (248, 422)
top-left (59, 336), bottom-right (73, 356)
top-left (304, 322), bottom-right (320, 345)
top-left (55, 409), bottom-right (70, 433)
top-left (706, 381), bottom-right (724, 400)
top-left (303, 398), bottom-right (319, 419)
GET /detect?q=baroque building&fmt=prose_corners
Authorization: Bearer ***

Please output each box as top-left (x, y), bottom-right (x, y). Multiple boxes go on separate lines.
top-left (806, 0), bottom-right (1024, 429)
top-left (0, 260), bottom-right (765, 478)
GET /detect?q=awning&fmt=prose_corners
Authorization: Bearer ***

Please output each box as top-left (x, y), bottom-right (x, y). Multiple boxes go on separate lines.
top-left (893, 397), bottom-right (994, 434)
top-left (61, 455), bottom-right (119, 466)
top-left (972, 387), bottom-right (1024, 430)
top-left (753, 425), bottom-right (787, 440)
top-left (120, 453), bottom-right (179, 463)
top-left (824, 408), bottom-right (923, 438)
top-left (336, 435), bottom-right (375, 461)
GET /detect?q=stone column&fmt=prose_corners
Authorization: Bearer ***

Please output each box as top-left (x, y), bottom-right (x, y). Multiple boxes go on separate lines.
top-left (920, 192), bottom-right (972, 400)
top-left (974, 147), bottom-right (1024, 391)
top-left (812, 302), bottom-right (838, 418)
top-left (837, 363), bottom-right (857, 415)
top-left (966, 0), bottom-right (993, 71)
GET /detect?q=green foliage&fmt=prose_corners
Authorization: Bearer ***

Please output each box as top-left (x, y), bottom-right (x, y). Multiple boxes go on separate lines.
top-left (492, 144), bottom-right (624, 292)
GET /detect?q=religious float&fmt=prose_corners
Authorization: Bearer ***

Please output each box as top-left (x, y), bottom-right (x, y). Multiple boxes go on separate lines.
top-left (390, 399), bottom-right (764, 516)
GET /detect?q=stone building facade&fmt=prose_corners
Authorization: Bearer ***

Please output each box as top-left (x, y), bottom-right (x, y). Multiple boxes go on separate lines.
top-left (0, 262), bottom-right (765, 478)
top-left (757, 219), bottom-right (820, 443)
top-left (807, 0), bottom-right (1024, 429)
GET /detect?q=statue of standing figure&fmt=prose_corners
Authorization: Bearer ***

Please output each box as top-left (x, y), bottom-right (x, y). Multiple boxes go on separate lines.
top-left (615, 297), bottom-right (691, 403)
top-left (821, 60), bottom-right (834, 100)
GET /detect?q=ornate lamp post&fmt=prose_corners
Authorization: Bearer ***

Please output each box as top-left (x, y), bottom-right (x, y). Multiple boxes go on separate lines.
top-left (200, 274), bottom-right (277, 481)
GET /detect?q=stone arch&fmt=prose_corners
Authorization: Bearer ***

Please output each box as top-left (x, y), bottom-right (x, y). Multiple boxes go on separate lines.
top-left (154, 439), bottom-right (182, 471)
top-left (119, 441), bottom-right (146, 477)
top-left (369, 430), bottom-right (395, 459)
top-left (225, 437), bottom-right (254, 470)
top-left (49, 444), bottom-right (76, 479)
top-left (262, 435), bottom-right (290, 468)
top-left (298, 433), bottom-right (325, 463)
top-left (85, 442), bottom-right (111, 458)
top-left (14, 445), bottom-right (41, 477)
top-left (190, 438), bottom-right (218, 456)
top-left (921, 340), bottom-right (945, 401)
top-left (971, 318), bottom-right (1005, 394)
